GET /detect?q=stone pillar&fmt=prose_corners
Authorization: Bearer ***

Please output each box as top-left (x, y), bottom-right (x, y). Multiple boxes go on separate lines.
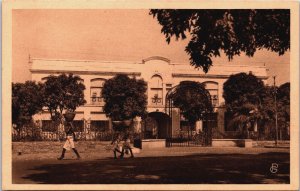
top-left (133, 116), bottom-right (142, 149)
top-left (162, 83), bottom-right (166, 105)
top-left (147, 82), bottom-right (151, 106)
top-left (254, 121), bottom-right (258, 132)
top-left (84, 118), bottom-right (91, 140)
top-left (133, 116), bottom-right (142, 133)
top-left (172, 108), bottom-right (180, 137)
top-left (84, 77), bottom-right (91, 104)
top-left (57, 122), bottom-right (65, 141)
top-left (195, 120), bottom-right (203, 133)
top-left (244, 139), bottom-right (253, 148)
top-left (108, 118), bottom-right (113, 131)
top-left (218, 80), bottom-right (224, 105)
top-left (217, 107), bottom-right (225, 132)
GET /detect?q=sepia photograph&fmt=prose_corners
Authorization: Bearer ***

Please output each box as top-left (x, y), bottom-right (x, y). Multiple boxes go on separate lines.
top-left (2, 1), bottom-right (299, 190)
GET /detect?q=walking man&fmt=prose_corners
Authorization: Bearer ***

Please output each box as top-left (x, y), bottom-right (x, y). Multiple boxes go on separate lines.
top-left (57, 121), bottom-right (81, 160)
top-left (111, 133), bottom-right (122, 159)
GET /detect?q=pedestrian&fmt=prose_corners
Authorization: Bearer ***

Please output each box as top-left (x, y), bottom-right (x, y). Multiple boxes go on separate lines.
top-left (120, 135), bottom-right (134, 158)
top-left (57, 121), bottom-right (81, 160)
top-left (111, 133), bottom-right (122, 159)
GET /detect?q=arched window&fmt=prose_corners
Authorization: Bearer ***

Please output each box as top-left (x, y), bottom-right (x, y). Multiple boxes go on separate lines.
top-left (203, 81), bottom-right (219, 107)
top-left (150, 75), bottom-right (163, 105)
top-left (90, 78), bottom-right (106, 105)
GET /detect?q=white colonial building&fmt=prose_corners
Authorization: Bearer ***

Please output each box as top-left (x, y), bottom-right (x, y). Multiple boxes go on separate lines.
top-left (30, 56), bottom-right (268, 140)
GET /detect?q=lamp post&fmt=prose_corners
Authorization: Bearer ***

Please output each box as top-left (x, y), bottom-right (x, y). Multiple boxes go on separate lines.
top-left (273, 76), bottom-right (278, 147)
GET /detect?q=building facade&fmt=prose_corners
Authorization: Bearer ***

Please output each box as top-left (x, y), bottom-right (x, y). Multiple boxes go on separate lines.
top-left (30, 56), bottom-right (268, 139)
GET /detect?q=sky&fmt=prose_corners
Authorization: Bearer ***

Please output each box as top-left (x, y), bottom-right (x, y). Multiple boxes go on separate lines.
top-left (12, 9), bottom-right (290, 85)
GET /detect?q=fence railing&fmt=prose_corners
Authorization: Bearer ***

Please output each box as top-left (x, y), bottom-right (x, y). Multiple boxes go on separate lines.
top-left (166, 132), bottom-right (207, 147)
top-left (12, 128), bottom-right (114, 142)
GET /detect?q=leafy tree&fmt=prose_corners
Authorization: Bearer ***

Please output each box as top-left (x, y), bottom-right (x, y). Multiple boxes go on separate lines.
top-left (168, 81), bottom-right (213, 126)
top-left (223, 72), bottom-right (265, 138)
top-left (260, 85), bottom-right (276, 120)
top-left (223, 72), bottom-right (265, 111)
top-left (102, 74), bottom-right (147, 124)
top-left (277, 82), bottom-right (290, 139)
top-left (42, 73), bottom-right (86, 123)
top-left (252, 83), bottom-right (290, 140)
top-left (231, 82), bottom-right (291, 140)
top-left (150, 9), bottom-right (290, 73)
top-left (12, 81), bottom-right (44, 139)
top-left (277, 82), bottom-right (290, 122)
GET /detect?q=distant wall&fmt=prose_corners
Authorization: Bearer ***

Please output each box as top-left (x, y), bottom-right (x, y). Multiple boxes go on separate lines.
top-left (12, 141), bottom-right (110, 154)
top-left (12, 140), bottom-right (289, 155)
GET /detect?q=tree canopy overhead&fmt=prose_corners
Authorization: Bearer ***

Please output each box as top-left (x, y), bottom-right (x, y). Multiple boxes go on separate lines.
top-left (150, 9), bottom-right (290, 73)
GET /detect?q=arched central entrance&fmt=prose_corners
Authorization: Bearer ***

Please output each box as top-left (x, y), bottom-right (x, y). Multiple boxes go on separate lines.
top-left (165, 81), bottom-right (214, 146)
top-left (142, 112), bottom-right (170, 139)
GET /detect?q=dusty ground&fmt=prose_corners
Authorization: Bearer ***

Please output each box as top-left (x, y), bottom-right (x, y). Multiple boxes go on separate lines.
top-left (12, 147), bottom-right (290, 184)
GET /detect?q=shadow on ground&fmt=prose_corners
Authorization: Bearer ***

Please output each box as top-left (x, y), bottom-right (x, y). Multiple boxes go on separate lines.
top-left (13, 152), bottom-right (289, 184)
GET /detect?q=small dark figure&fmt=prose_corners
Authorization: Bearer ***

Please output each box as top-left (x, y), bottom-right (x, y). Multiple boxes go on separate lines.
top-left (57, 122), bottom-right (81, 160)
top-left (120, 136), bottom-right (134, 158)
top-left (111, 134), bottom-right (122, 159)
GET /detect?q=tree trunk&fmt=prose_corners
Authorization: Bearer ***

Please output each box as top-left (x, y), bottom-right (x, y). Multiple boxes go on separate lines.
top-left (279, 126), bottom-right (282, 140)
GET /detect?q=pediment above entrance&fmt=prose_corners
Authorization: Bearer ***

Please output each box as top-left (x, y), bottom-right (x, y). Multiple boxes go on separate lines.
top-left (142, 56), bottom-right (171, 65)
top-left (140, 56), bottom-right (173, 80)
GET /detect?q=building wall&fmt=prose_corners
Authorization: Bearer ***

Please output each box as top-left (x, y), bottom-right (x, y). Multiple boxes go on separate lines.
top-left (31, 56), bottom-right (268, 137)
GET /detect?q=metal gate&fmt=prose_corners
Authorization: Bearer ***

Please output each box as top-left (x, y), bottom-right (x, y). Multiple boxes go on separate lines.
top-left (165, 83), bottom-right (214, 147)
top-left (165, 113), bottom-right (215, 147)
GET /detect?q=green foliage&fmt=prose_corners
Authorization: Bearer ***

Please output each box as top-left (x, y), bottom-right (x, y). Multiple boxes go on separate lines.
top-left (277, 82), bottom-right (290, 123)
top-left (169, 81), bottom-right (213, 124)
top-left (223, 73), bottom-right (266, 137)
top-left (223, 73), bottom-right (290, 139)
top-left (258, 83), bottom-right (290, 139)
top-left (256, 83), bottom-right (290, 126)
top-left (223, 72), bottom-right (265, 112)
top-left (12, 81), bottom-right (44, 135)
top-left (259, 85), bottom-right (276, 121)
top-left (102, 74), bottom-right (147, 121)
top-left (42, 73), bottom-right (86, 122)
top-left (150, 9), bottom-right (290, 73)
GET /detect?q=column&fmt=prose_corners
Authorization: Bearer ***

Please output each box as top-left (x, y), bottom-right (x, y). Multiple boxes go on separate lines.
top-left (172, 108), bottom-right (180, 137)
top-left (254, 121), bottom-right (258, 132)
top-left (217, 80), bottom-right (225, 132)
top-left (195, 120), bottom-right (203, 133)
top-left (84, 77), bottom-right (91, 104)
top-left (218, 80), bottom-right (224, 105)
top-left (147, 82), bottom-right (151, 107)
top-left (162, 83), bottom-right (166, 105)
top-left (108, 118), bottom-right (113, 131)
top-left (133, 116), bottom-right (142, 133)
top-left (217, 107), bottom-right (225, 132)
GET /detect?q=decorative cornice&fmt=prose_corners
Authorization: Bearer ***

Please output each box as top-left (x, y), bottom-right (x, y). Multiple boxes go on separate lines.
top-left (30, 69), bottom-right (141, 76)
top-left (172, 73), bottom-right (268, 79)
top-left (31, 58), bottom-right (139, 65)
top-left (142, 56), bottom-right (170, 64)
